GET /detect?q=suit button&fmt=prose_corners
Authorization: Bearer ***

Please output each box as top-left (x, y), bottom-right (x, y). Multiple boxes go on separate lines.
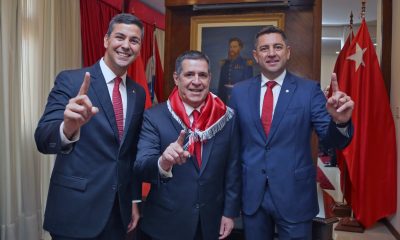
top-left (261, 169), bottom-right (266, 174)
top-left (111, 184), bottom-right (117, 191)
top-left (195, 203), bottom-right (200, 209)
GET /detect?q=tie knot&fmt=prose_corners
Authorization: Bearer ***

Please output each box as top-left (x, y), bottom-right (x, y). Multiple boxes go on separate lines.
top-left (266, 81), bottom-right (277, 89)
top-left (114, 77), bottom-right (122, 86)
top-left (192, 110), bottom-right (200, 121)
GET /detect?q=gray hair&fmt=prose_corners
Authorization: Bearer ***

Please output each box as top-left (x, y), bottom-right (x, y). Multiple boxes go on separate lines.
top-left (175, 50), bottom-right (211, 75)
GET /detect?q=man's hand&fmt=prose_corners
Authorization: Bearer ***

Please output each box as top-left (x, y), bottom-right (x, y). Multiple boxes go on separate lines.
top-left (127, 202), bottom-right (140, 232)
top-left (63, 72), bottom-right (99, 139)
top-left (159, 130), bottom-right (190, 171)
top-left (326, 73), bottom-right (354, 124)
top-left (219, 216), bottom-right (234, 239)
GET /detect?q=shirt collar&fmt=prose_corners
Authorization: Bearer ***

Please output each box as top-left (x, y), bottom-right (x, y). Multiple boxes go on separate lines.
top-left (182, 101), bottom-right (204, 117)
top-left (261, 70), bottom-right (286, 87)
top-left (100, 58), bottom-right (127, 86)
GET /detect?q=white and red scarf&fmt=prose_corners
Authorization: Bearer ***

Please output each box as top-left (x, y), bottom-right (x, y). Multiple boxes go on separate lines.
top-left (167, 87), bottom-right (234, 155)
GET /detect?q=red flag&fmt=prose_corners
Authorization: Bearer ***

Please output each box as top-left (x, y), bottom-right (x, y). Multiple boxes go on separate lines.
top-left (336, 19), bottom-right (397, 227)
top-left (128, 56), bottom-right (152, 109)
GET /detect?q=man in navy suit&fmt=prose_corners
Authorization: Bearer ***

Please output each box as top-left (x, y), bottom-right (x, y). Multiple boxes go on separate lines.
top-left (230, 26), bottom-right (354, 239)
top-left (35, 13), bottom-right (146, 240)
top-left (134, 50), bottom-right (241, 240)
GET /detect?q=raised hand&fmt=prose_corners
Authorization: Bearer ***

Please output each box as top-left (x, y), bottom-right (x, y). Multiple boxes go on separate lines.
top-left (63, 72), bottom-right (99, 139)
top-left (326, 73), bottom-right (354, 124)
top-left (159, 130), bottom-right (190, 171)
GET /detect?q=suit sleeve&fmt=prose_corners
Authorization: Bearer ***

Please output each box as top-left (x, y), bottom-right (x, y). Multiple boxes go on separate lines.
top-left (133, 111), bottom-right (163, 185)
top-left (35, 71), bottom-right (78, 154)
top-left (223, 114), bottom-right (242, 218)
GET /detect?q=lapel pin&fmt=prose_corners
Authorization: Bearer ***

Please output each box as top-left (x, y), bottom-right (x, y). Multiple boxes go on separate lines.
top-left (132, 89), bottom-right (136, 93)
top-left (285, 89), bottom-right (289, 93)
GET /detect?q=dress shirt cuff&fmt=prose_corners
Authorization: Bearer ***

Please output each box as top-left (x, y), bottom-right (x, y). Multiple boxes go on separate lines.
top-left (336, 125), bottom-right (349, 137)
top-left (132, 200), bottom-right (142, 204)
top-left (59, 122), bottom-right (80, 154)
top-left (158, 157), bottom-right (173, 178)
top-left (60, 122), bottom-right (80, 146)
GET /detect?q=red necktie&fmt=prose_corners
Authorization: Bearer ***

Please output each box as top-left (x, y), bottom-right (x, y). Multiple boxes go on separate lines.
top-left (261, 81), bottom-right (277, 136)
top-left (112, 77), bottom-right (124, 140)
top-left (192, 110), bottom-right (202, 167)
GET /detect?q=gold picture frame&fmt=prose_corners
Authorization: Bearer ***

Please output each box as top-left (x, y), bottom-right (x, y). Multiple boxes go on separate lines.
top-left (189, 13), bottom-right (285, 103)
top-left (190, 13), bottom-right (285, 50)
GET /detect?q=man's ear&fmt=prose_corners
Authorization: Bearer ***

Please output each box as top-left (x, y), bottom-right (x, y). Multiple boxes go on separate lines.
top-left (173, 72), bottom-right (179, 85)
top-left (104, 34), bottom-right (109, 49)
top-left (252, 50), bottom-right (258, 64)
top-left (286, 45), bottom-right (291, 60)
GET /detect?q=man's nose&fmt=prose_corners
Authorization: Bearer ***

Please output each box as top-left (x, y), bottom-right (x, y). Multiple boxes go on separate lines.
top-left (121, 39), bottom-right (130, 49)
top-left (267, 48), bottom-right (276, 56)
top-left (192, 75), bottom-right (201, 84)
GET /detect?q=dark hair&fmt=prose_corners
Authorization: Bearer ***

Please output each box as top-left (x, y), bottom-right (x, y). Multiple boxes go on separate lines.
top-left (254, 26), bottom-right (288, 49)
top-left (175, 50), bottom-right (211, 75)
top-left (106, 13), bottom-right (144, 38)
top-left (229, 37), bottom-right (244, 48)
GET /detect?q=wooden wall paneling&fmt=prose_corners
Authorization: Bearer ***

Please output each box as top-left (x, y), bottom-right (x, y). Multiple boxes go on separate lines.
top-left (164, 0), bottom-right (320, 95)
top-left (381, 0), bottom-right (392, 95)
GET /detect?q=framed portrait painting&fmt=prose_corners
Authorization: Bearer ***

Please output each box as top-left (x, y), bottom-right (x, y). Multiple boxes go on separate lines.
top-left (190, 13), bottom-right (285, 103)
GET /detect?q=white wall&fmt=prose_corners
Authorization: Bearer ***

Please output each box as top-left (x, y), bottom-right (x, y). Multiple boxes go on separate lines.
top-left (389, 0), bottom-right (400, 232)
top-left (320, 54), bottom-right (338, 89)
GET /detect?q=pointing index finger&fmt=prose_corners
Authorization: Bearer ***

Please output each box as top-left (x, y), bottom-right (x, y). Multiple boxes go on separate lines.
top-left (330, 73), bottom-right (339, 94)
top-left (78, 72), bottom-right (91, 96)
top-left (176, 130), bottom-right (186, 146)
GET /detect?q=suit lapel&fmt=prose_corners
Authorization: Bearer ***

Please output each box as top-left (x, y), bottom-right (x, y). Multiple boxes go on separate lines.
top-left (199, 137), bottom-right (215, 175)
top-left (122, 78), bottom-right (137, 143)
top-left (90, 63), bottom-right (119, 143)
top-left (267, 73), bottom-right (297, 143)
top-left (250, 76), bottom-right (267, 142)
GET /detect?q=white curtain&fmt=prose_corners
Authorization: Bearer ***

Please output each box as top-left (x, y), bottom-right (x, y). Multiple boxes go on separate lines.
top-left (0, 0), bottom-right (81, 239)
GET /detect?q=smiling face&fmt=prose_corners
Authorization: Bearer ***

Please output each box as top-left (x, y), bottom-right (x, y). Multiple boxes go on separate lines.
top-left (253, 32), bottom-right (291, 80)
top-left (174, 59), bottom-right (211, 108)
top-left (103, 23), bottom-right (142, 76)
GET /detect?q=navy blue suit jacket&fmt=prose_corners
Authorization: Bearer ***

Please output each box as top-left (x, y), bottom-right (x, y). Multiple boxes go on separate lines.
top-left (35, 62), bottom-right (145, 238)
top-left (230, 72), bottom-right (353, 223)
top-left (134, 103), bottom-right (241, 240)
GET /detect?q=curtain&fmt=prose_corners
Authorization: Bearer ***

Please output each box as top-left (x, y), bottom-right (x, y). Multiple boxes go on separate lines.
top-left (80, 0), bottom-right (119, 67)
top-left (0, 1), bottom-right (82, 239)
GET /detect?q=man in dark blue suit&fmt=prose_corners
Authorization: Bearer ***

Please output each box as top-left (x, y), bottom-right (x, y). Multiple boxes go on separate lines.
top-left (230, 26), bottom-right (354, 239)
top-left (218, 37), bottom-right (253, 103)
top-left (35, 13), bottom-right (146, 240)
top-left (134, 50), bottom-right (241, 240)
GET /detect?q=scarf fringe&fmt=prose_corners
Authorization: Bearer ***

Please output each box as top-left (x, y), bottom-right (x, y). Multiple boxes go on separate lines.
top-left (167, 100), bottom-right (234, 150)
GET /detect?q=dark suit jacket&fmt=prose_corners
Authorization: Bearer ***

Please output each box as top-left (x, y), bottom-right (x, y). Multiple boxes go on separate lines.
top-left (134, 103), bottom-right (241, 240)
top-left (230, 72), bottom-right (353, 223)
top-left (34, 61), bottom-right (145, 238)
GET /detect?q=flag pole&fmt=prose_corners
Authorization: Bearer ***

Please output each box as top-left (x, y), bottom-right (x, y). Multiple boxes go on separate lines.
top-left (334, 2), bottom-right (366, 233)
top-left (332, 10), bottom-right (354, 219)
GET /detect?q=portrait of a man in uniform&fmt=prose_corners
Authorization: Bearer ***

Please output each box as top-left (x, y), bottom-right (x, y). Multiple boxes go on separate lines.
top-left (218, 37), bottom-right (254, 103)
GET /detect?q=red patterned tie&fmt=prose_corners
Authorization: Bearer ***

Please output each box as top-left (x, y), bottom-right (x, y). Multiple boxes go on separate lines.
top-left (192, 110), bottom-right (202, 167)
top-left (261, 81), bottom-right (277, 136)
top-left (113, 77), bottom-right (123, 140)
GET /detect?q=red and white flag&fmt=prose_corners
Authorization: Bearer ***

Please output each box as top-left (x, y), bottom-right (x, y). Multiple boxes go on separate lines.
top-left (335, 19), bottom-right (397, 228)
